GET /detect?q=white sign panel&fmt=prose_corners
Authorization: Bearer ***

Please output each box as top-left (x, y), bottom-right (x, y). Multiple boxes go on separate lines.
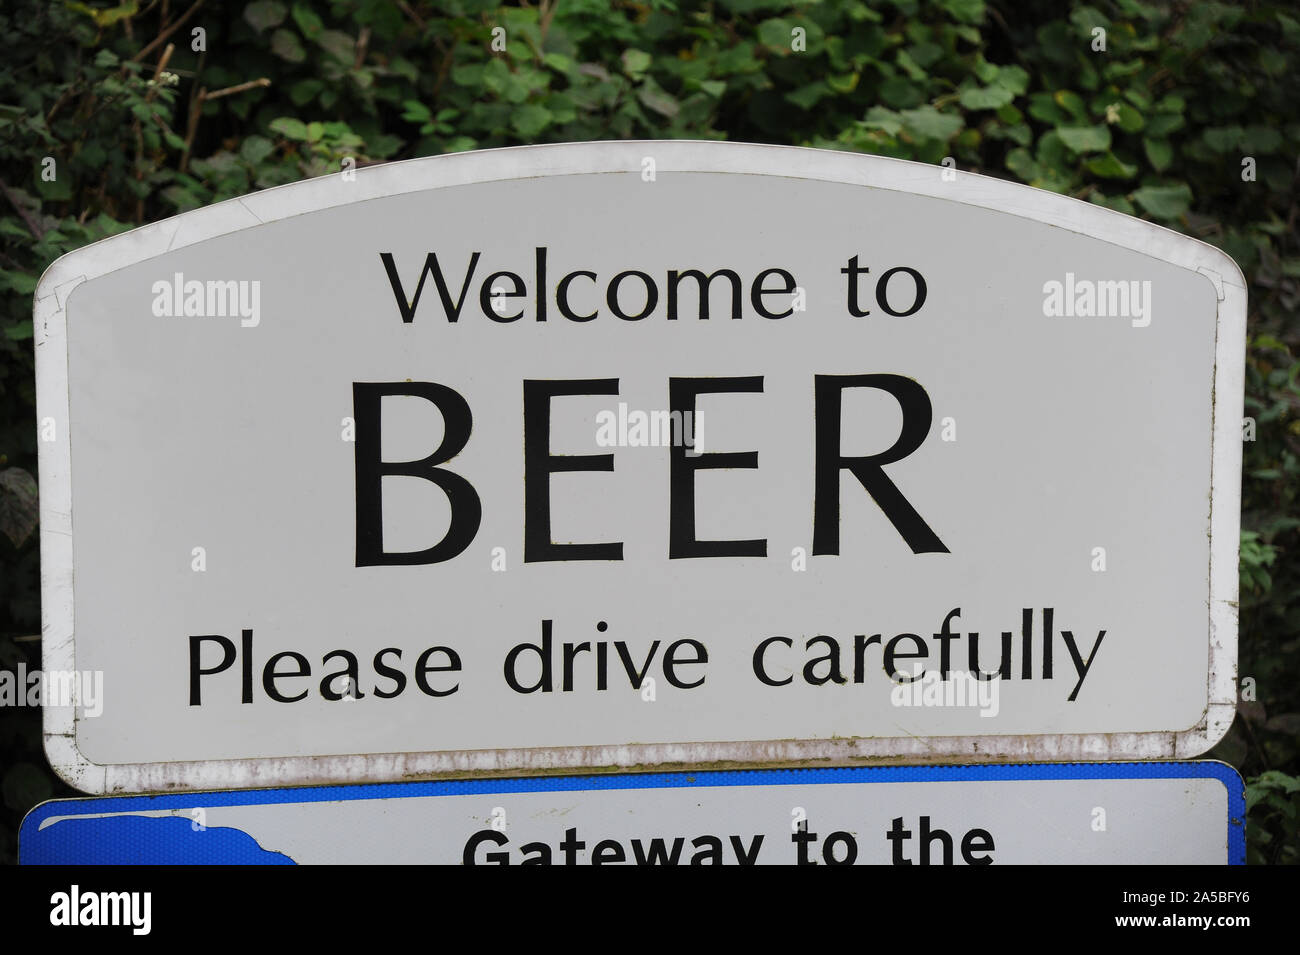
top-left (21, 764), bottom-right (1245, 865)
top-left (34, 142), bottom-right (1245, 793)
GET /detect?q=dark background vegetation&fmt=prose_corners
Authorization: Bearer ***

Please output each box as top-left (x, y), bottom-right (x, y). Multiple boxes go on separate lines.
top-left (1, 0), bottom-right (1297, 865)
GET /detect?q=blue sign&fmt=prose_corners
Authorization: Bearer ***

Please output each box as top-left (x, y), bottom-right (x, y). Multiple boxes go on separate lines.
top-left (23, 762), bottom-right (1244, 865)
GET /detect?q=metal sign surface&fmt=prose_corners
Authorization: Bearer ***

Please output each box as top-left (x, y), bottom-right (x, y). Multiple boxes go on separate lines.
top-left (34, 142), bottom-right (1245, 792)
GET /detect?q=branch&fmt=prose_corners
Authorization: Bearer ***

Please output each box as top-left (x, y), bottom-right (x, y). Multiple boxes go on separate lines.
top-left (0, 178), bottom-right (45, 240)
top-left (45, 83), bottom-right (82, 125)
top-left (354, 26), bottom-right (371, 70)
top-left (134, 43), bottom-right (175, 223)
top-left (179, 86), bottom-right (205, 174)
top-left (179, 78), bottom-right (270, 175)
top-left (203, 78), bottom-right (270, 101)
top-left (432, 37), bottom-right (458, 101)
top-left (396, 0), bottom-right (426, 31)
top-left (132, 0), bottom-right (207, 63)
top-left (540, 0), bottom-right (560, 44)
top-left (147, 42), bottom-right (176, 94)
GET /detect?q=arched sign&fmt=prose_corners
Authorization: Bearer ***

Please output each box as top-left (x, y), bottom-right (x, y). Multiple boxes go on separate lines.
top-left (34, 141), bottom-right (1244, 792)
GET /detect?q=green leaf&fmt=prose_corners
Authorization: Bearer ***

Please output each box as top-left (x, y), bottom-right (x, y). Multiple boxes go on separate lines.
top-left (1253, 771), bottom-right (1300, 795)
top-left (622, 49), bottom-right (651, 79)
top-left (1057, 124), bottom-right (1111, 153)
top-left (894, 50), bottom-right (927, 82)
top-left (543, 53), bottom-right (574, 75)
top-left (291, 2), bottom-right (323, 39)
top-left (1113, 102), bottom-right (1144, 133)
top-left (481, 58), bottom-right (511, 97)
top-left (879, 76), bottom-right (923, 109)
top-left (4, 318), bottom-right (34, 338)
top-left (0, 468), bottom-right (38, 548)
top-left (289, 79), bottom-right (323, 105)
top-left (243, 0), bottom-right (287, 33)
top-left (1131, 183), bottom-right (1192, 220)
top-left (1035, 130), bottom-right (1071, 179)
top-left (451, 63), bottom-right (483, 87)
top-left (899, 106), bottom-right (963, 141)
top-left (1028, 93), bottom-right (1066, 124)
top-left (1089, 192), bottom-right (1135, 215)
top-left (860, 106), bottom-right (903, 137)
top-left (756, 18), bottom-right (794, 51)
top-left (992, 65), bottom-right (1030, 95)
top-left (240, 135), bottom-right (275, 165)
top-left (1005, 147), bottom-right (1039, 181)
top-left (1242, 126), bottom-right (1283, 154)
top-left (34, 175), bottom-right (73, 201)
top-left (1202, 126), bottom-right (1244, 153)
top-left (268, 117), bottom-right (309, 141)
top-left (1123, 87), bottom-right (1151, 112)
top-left (1259, 47), bottom-right (1287, 76)
top-left (1143, 137), bottom-right (1173, 172)
top-left (366, 134), bottom-right (404, 159)
top-left (939, 0), bottom-right (986, 25)
top-left (997, 123), bottom-right (1032, 146)
top-left (511, 103), bottom-right (552, 138)
top-left (1086, 151), bottom-right (1138, 179)
top-left (1145, 112), bottom-right (1184, 137)
top-left (315, 29), bottom-right (355, 63)
top-left (827, 73), bottom-right (859, 94)
top-left (637, 79), bottom-right (680, 119)
top-left (401, 100), bottom-right (432, 124)
top-left (1053, 90), bottom-right (1088, 121)
top-left (907, 42), bottom-right (944, 69)
top-left (959, 85), bottom-right (1014, 110)
top-left (271, 28), bottom-right (306, 63)
top-left (66, 0), bottom-right (139, 28)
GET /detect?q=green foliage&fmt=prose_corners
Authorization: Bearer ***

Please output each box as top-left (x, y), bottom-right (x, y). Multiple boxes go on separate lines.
top-left (1228, 313), bottom-right (1300, 863)
top-left (1246, 770), bottom-right (1300, 865)
top-left (0, 0), bottom-right (1298, 864)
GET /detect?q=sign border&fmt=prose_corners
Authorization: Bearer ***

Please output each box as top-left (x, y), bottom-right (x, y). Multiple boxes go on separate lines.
top-left (20, 761), bottom-right (1246, 865)
top-left (34, 141), bottom-right (1246, 794)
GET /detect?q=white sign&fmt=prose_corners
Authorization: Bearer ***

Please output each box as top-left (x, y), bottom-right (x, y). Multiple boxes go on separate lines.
top-left (35, 142), bottom-right (1245, 793)
top-left (21, 764), bottom-right (1244, 865)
